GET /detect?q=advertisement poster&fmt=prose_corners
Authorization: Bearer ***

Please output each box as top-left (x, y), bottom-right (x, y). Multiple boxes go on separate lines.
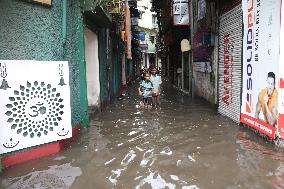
top-left (241, 0), bottom-right (281, 138)
top-left (0, 60), bottom-right (72, 154)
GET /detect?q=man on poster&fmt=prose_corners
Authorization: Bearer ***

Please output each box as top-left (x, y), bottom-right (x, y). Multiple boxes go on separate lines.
top-left (255, 72), bottom-right (278, 126)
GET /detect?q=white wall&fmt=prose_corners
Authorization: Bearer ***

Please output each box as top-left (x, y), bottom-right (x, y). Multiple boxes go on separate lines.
top-left (84, 28), bottom-right (100, 107)
top-left (138, 0), bottom-right (158, 58)
top-left (137, 0), bottom-right (157, 29)
top-left (140, 32), bottom-right (156, 53)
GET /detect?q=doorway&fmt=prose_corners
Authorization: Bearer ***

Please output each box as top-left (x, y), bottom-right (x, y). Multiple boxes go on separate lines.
top-left (84, 27), bottom-right (100, 110)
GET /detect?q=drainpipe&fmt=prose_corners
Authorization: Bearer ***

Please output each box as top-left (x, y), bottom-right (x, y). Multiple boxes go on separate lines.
top-left (190, 0), bottom-right (194, 98)
top-left (62, 0), bottom-right (67, 45)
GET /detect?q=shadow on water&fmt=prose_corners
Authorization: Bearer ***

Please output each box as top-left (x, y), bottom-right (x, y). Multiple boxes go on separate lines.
top-left (1, 81), bottom-right (284, 189)
top-left (1, 156), bottom-right (82, 189)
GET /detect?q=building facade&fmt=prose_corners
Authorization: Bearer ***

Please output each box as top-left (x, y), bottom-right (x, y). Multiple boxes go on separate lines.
top-left (0, 0), bottom-right (135, 172)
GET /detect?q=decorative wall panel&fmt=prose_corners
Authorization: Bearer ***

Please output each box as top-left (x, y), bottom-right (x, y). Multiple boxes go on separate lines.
top-left (0, 60), bottom-right (72, 154)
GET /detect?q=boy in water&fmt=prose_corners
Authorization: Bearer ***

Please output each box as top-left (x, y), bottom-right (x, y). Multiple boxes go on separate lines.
top-left (138, 73), bottom-right (154, 110)
top-left (150, 67), bottom-right (162, 107)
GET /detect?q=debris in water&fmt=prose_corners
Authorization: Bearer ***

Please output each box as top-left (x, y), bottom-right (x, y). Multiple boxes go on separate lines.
top-left (188, 155), bottom-right (196, 162)
top-left (105, 158), bottom-right (116, 165)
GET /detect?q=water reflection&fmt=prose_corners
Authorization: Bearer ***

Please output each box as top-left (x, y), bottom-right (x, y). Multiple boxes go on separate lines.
top-left (237, 131), bottom-right (284, 189)
top-left (2, 163), bottom-right (82, 189)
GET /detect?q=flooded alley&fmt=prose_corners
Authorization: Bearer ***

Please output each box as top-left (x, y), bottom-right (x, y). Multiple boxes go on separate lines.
top-left (1, 0), bottom-right (284, 188)
top-left (1, 82), bottom-right (284, 189)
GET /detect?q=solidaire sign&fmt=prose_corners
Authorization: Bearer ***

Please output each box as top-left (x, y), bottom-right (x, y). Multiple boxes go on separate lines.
top-left (241, 0), bottom-right (281, 139)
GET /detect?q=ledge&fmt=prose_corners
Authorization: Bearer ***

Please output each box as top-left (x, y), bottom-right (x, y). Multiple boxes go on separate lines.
top-left (1, 124), bottom-right (81, 172)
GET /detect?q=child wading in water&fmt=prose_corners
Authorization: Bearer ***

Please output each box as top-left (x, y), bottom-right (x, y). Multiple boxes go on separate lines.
top-left (150, 67), bottom-right (162, 108)
top-left (138, 73), bottom-right (154, 110)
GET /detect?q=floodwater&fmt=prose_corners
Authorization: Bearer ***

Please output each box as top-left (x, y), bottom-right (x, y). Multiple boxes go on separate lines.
top-left (1, 82), bottom-right (284, 189)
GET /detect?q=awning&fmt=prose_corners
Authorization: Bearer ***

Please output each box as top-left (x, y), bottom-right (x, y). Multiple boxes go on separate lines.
top-left (84, 5), bottom-right (112, 28)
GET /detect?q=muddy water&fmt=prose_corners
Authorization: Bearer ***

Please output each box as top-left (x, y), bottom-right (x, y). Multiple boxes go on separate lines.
top-left (1, 82), bottom-right (284, 189)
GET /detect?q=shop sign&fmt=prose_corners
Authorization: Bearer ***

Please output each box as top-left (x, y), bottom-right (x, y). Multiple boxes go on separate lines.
top-left (108, 0), bottom-right (121, 14)
top-left (241, 0), bottom-right (281, 139)
top-left (193, 30), bottom-right (212, 61)
top-left (0, 60), bottom-right (72, 154)
top-left (134, 32), bottom-right (145, 41)
top-left (181, 39), bottom-right (191, 52)
top-left (30, 0), bottom-right (52, 6)
top-left (111, 7), bottom-right (120, 14)
top-left (140, 44), bottom-right (148, 50)
top-left (131, 17), bottom-right (139, 26)
top-left (197, 0), bottom-right (206, 20)
top-left (193, 62), bottom-right (211, 73)
top-left (172, 0), bottom-right (190, 26)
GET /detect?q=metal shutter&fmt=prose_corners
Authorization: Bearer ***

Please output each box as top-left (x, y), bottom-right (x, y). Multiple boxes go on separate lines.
top-left (218, 5), bottom-right (242, 123)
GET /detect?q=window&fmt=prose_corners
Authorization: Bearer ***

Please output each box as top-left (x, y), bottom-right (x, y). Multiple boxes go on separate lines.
top-left (152, 15), bottom-right (157, 26)
top-left (150, 36), bottom-right (155, 44)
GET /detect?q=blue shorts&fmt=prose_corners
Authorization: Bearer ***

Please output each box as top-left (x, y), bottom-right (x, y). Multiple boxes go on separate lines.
top-left (143, 96), bottom-right (153, 105)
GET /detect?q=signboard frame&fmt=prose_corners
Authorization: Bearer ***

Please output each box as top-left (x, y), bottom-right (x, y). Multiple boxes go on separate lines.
top-left (172, 0), bottom-right (191, 26)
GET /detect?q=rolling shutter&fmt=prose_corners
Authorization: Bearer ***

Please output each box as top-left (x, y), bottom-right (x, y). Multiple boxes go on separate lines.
top-left (218, 5), bottom-right (242, 123)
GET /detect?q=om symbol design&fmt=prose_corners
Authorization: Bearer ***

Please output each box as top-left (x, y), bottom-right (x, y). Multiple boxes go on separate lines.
top-left (27, 99), bottom-right (47, 119)
top-left (5, 81), bottom-right (65, 138)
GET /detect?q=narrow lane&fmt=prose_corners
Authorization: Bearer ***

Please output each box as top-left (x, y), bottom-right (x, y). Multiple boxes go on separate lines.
top-left (1, 81), bottom-right (284, 189)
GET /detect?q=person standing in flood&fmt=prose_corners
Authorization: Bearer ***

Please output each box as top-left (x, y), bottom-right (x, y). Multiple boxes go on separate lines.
top-left (150, 67), bottom-right (162, 108)
top-left (138, 73), bottom-right (154, 110)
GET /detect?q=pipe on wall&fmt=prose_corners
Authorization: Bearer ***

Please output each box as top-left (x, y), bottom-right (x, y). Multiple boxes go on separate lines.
top-left (62, 0), bottom-right (67, 44)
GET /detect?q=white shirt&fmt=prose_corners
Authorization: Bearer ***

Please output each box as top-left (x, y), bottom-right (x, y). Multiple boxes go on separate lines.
top-left (150, 75), bottom-right (162, 94)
